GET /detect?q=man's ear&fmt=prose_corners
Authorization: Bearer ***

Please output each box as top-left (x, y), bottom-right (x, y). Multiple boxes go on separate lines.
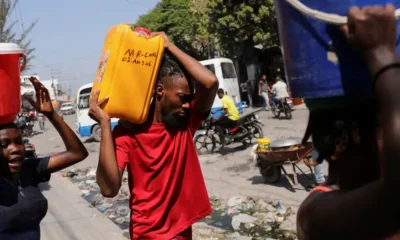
top-left (156, 84), bottom-right (164, 98)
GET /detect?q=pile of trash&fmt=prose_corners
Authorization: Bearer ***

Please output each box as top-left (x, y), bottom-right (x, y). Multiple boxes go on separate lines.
top-left (205, 195), bottom-right (297, 240)
top-left (64, 167), bottom-right (298, 240)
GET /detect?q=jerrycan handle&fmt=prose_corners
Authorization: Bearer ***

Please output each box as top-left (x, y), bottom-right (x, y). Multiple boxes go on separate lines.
top-left (134, 27), bottom-right (151, 38)
top-left (285, 0), bottom-right (400, 25)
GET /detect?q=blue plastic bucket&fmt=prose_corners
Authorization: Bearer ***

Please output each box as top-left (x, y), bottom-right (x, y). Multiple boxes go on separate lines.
top-left (275, 0), bottom-right (400, 98)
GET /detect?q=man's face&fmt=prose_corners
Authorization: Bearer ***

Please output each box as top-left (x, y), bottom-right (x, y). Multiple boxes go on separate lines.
top-left (262, 75), bottom-right (266, 81)
top-left (217, 93), bottom-right (224, 99)
top-left (159, 77), bottom-right (193, 128)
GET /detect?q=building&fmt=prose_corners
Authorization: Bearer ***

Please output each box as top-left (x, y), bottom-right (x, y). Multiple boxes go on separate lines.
top-left (20, 76), bottom-right (70, 108)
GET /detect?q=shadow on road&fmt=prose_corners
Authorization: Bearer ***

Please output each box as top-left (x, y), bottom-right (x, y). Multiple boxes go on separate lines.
top-left (219, 145), bottom-right (248, 155)
top-left (39, 182), bottom-right (51, 192)
top-left (247, 172), bottom-right (314, 193)
top-left (84, 138), bottom-right (97, 143)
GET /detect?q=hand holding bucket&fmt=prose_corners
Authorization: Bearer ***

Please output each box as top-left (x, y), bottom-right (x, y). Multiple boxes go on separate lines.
top-left (284, 0), bottom-right (400, 25)
top-left (275, 0), bottom-right (400, 98)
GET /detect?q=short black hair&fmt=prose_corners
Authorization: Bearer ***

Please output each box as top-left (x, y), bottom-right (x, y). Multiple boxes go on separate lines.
top-left (302, 101), bottom-right (377, 164)
top-left (217, 88), bottom-right (225, 94)
top-left (157, 52), bottom-right (194, 93)
top-left (0, 122), bottom-right (19, 131)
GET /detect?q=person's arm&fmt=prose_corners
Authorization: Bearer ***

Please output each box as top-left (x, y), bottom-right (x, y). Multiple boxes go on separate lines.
top-left (298, 5), bottom-right (400, 239)
top-left (271, 85), bottom-right (277, 95)
top-left (215, 108), bottom-right (228, 121)
top-left (25, 78), bottom-right (88, 173)
top-left (159, 33), bottom-right (218, 115)
top-left (215, 98), bottom-right (228, 121)
top-left (96, 120), bottom-right (125, 197)
top-left (89, 90), bottom-right (124, 197)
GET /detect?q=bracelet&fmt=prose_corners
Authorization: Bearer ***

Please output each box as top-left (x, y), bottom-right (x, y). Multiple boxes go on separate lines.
top-left (372, 62), bottom-right (400, 91)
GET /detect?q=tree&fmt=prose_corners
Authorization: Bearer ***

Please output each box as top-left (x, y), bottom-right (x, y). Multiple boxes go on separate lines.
top-left (134, 0), bottom-right (209, 60)
top-left (0, 0), bottom-right (36, 71)
top-left (206, 0), bottom-right (279, 58)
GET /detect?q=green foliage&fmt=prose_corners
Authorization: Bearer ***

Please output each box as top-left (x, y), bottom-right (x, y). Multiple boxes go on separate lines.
top-left (206, 0), bottom-right (279, 58)
top-left (134, 0), bottom-right (209, 60)
top-left (0, 0), bottom-right (37, 71)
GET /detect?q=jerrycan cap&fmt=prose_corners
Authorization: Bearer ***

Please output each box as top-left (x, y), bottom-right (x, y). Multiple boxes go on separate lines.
top-left (134, 27), bottom-right (151, 37)
top-left (0, 43), bottom-right (24, 55)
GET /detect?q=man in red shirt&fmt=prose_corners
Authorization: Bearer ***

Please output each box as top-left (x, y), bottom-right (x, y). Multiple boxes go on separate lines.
top-left (89, 32), bottom-right (218, 239)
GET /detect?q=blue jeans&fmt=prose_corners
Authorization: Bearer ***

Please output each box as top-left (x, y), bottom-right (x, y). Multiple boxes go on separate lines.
top-left (39, 121), bottom-right (45, 131)
top-left (261, 92), bottom-right (271, 110)
top-left (272, 96), bottom-right (279, 108)
top-left (311, 149), bottom-right (325, 184)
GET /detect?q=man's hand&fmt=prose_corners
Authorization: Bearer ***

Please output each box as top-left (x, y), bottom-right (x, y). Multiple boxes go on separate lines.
top-left (151, 32), bottom-right (172, 50)
top-left (341, 4), bottom-right (396, 54)
top-left (89, 89), bottom-right (110, 124)
top-left (25, 77), bottom-right (54, 117)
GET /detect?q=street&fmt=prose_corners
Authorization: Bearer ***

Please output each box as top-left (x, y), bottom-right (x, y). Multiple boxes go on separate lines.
top-left (31, 106), bottom-right (325, 239)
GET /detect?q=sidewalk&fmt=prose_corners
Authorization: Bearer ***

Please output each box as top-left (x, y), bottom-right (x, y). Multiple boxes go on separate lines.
top-left (40, 174), bottom-right (127, 240)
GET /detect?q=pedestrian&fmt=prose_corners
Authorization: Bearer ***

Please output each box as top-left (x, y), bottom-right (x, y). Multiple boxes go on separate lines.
top-left (305, 149), bottom-right (325, 191)
top-left (37, 112), bottom-right (45, 131)
top-left (0, 77), bottom-right (88, 239)
top-left (89, 32), bottom-right (218, 239)
top-left (240, 80), bottom-right (253, 107)
top-left (297, 4), bottom-right (400, 239)
top-left (258, 75), bottom-right (271, 110)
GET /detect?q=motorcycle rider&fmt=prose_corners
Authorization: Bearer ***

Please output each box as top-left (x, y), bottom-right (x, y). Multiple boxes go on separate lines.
top-left (271, 77), bottom-right (289, 109)
top-left (212, 88), bottom-right (240, 146)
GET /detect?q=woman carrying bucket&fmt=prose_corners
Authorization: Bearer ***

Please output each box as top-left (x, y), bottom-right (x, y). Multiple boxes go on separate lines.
top-left (0, 77), bottom-right (88, 238)
top-left (297, 4), bottom-right (400, 240)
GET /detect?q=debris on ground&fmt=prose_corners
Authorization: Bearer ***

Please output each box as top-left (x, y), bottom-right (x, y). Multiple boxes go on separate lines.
top-left (64, 167), bottom-right (298, 240)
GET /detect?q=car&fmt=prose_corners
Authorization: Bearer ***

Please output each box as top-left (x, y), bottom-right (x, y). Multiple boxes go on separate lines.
top-left (60, 102), bottom-right (75, 115)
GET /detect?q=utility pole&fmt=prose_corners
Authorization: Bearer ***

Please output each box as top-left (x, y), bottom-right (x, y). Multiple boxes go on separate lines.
top-left (50, 68), bottom-right (62, 101)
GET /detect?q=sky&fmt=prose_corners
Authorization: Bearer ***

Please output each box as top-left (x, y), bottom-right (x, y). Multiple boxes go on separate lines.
top-left (13, 0), bottom-right (160, 94)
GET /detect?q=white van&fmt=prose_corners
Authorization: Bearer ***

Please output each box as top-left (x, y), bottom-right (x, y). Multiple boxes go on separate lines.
top-left (75, 83), bottom-right (119, 142)
top-left (200, 58), bottom-right (243, 117)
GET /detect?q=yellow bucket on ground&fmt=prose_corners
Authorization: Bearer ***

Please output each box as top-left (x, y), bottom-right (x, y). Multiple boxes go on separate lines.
top-left (257, 138), bottom-right (271, 152)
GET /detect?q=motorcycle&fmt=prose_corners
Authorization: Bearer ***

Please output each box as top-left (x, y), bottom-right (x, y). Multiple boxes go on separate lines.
top-left (22, 121), bottom-right (34, 138)
top-left (272, 97), bottom-right (293, 120)
top-left (194, 109), bottom-right (264, 154)
top-left (23, 138), bottom-right (37, 159)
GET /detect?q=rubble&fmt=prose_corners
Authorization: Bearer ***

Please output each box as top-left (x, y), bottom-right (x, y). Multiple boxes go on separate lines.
top-left (64, 167), bottom-right (298, 240)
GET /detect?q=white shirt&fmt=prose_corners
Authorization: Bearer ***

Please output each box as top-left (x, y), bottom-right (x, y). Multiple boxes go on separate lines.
top-left (271, 80), bottom-right (289, 99)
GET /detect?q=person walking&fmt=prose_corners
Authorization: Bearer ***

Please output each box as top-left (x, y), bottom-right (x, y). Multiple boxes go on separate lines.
top-left (89, 32), bottom-right (219, 239)
top-left (240, 80), bottom-right (253, 107)
top-left (36, 112), bottom-right (45, 132)
top-left (259, 75), bottom-right (271, 110)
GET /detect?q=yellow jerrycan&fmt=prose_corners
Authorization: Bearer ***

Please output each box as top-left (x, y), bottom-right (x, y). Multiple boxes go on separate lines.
top-left (91, 25), bottom-right (165, 124)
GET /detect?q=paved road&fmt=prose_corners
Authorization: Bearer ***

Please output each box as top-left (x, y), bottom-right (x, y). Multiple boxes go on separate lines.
top-left (29, 106), bottom-right (323, 238)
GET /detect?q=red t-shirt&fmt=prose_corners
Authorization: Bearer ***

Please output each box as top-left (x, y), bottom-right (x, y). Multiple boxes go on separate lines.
top-left (112, 103), bottom-right (212, 240)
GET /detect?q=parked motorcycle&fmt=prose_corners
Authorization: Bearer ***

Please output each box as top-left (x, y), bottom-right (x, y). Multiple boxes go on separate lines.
top-left (272, 97), bottom-right (293, 120)
top-left (194, 110), bottom-right (264, 154)
top-left (23, 138), bottom-right (37, 159)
